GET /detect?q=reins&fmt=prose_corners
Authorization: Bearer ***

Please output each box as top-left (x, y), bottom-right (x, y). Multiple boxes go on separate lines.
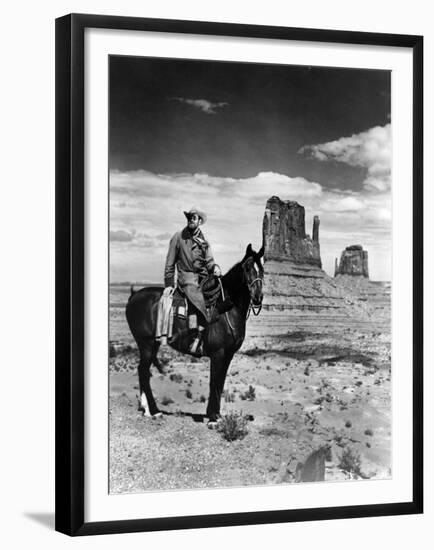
top-left (217, 266), bottom-right (263, 337)
top-left (217, 278), bottom-right (236, 338)
top-left (246, 302), bottom-right (263, 318)
top-left (245, 277), bottom-right (263, 318)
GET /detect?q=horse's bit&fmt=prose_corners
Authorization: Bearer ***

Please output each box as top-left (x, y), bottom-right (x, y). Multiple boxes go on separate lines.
top-left (246, 276), bottom-right (263, 318)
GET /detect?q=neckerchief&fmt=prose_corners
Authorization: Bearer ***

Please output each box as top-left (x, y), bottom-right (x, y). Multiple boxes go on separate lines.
top-left (190, 228), bottom-right (209, 278)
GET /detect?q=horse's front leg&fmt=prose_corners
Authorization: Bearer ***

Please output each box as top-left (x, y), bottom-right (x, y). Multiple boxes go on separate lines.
top-left (206, 350), bottom-right (233, 423)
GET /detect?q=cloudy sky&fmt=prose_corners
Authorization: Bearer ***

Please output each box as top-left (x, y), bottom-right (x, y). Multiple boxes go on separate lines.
top-left (109, 56), bottom-right (391, 282)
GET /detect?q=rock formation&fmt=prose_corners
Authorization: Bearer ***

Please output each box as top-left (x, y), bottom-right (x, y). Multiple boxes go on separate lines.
top-left (334, 245), bottom-right (390, 318)
top-left (258, 196), bottom-right (391, 321)
top-left (263, 197), bottom-right (321, 267)
top-left (262, 197), bottom-right (350, 313)
top-left (335, 245), bottom-right (369, 278)
top-left (259, 197), bottom-right (390, 319)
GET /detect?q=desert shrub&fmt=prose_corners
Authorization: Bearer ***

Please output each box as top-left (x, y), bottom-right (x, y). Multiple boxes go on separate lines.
top-left (364, 428), bottom-right (374, 436)
top-left (320, 378), bottom-right (329, 389)
top-left (217, 411), bottom-right (248, 442)
top-left (339, 447), bottom-right (362, 476)
top-left (169, 373), bottom-right (183, 383)
top-left (185, 389), bottom-right (192, 399)
top-left (161, 396), bottom-right (174, 406)
top-left (240, 385), bottom-right (256, 401)
top-left (345, 420), bottom-right (352, 428)
top-left (199, 394), bottom-right (206, 403)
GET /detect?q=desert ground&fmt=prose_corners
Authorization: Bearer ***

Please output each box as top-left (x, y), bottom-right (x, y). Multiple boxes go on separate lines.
top-left (109, 284), bottom-right (391, 494)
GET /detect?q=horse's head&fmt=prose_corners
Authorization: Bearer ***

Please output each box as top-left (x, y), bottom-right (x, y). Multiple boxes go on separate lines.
top-left (241, 243), bottom-right (264, 308)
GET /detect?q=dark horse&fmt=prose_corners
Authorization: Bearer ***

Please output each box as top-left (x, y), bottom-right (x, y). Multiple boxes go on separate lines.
top-left (125, 243), bottom-right (264, 424)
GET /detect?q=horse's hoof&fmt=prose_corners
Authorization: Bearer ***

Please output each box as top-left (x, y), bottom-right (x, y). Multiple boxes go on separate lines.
top-left (207, 416), bottom-right (221, 429)
top-left (142, 410), bottom-right (163, 419)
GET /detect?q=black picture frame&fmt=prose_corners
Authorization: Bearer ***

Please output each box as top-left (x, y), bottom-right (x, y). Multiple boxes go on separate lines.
top-left (55, 13), bottom-right (423, 536)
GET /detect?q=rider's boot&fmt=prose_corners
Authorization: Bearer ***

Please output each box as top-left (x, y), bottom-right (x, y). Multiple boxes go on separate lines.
top-left (187, 313), bottom-right (202, 355)
top-left (189, 325), bottom-right (204, 356)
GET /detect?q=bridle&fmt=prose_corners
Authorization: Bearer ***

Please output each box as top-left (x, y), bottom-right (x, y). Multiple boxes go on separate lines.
top-left (218, 255), bottom-right (264, 339)
top-left (242, 259), bottom-right (263, 318)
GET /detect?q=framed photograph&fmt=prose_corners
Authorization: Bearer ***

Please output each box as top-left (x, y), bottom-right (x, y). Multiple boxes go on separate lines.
top-left (55, 13), bottom-right (423, 536)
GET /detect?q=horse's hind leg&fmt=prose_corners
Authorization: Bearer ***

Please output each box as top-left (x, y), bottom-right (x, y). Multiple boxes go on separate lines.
top-left (151, 340), bottom-right (165, 373)
top-left (137, 340), bottom-right (162, 418)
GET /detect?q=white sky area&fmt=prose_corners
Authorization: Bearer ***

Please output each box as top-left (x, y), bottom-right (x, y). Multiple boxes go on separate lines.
top-left (110, 124), bottom-right (391, 282)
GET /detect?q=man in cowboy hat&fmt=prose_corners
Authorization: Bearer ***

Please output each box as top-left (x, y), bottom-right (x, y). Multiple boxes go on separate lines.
top-left (164, 207), bottom-right (222, 354)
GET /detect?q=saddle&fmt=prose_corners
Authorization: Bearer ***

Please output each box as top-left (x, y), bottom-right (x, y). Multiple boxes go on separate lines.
top-left (199, 275), bottom-right (221, 308)
top-left (155, 276), bottom-right (223, 347)
top-left (174, 274), bottom-right (221, 311)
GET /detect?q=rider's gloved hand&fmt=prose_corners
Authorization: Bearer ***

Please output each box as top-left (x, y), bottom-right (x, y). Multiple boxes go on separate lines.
top-left (213, 265), bottom-right (222, 277)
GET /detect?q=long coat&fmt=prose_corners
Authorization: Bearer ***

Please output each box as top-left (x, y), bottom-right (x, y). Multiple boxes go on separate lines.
top-left (164, 227), bottom-right (216, 320)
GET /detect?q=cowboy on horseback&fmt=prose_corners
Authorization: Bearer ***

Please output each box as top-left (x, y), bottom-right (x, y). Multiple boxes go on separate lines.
top-left (164, 207), bottom-right (224, 354)
top-left (127, 232), bottom-right (264, 420)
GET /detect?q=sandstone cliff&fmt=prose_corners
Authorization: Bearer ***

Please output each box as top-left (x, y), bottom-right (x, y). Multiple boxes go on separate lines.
top-left (262, 197), bottom-right (351, 314)
top-left (261, 197), bottom-right (389, 319)
top-left (263, 196), bottom-right (321, 267)
top-left (335, 245), bottom-right (369, 278)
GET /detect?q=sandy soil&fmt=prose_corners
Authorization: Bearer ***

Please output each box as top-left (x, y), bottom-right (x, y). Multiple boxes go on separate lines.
top-left (109, 304), bottom-right (391, 493)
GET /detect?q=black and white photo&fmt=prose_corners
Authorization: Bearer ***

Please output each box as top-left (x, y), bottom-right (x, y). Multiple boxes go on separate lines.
top-left (109, 56), bottom-right (393, 493)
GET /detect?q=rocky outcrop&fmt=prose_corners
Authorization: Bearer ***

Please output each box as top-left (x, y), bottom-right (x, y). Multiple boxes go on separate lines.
top-left (260, 197), bottom-right (391, 320)
top-left (333, 246), bottom-right (390, 319)
top-left (262, 197), bottom-right (355, 314)
top-left (260, 197), bottom-right (390, 319)
top-left (335, 245), bottom-right (369, 278)
top-left (263, 196), bottom-right (321, 267)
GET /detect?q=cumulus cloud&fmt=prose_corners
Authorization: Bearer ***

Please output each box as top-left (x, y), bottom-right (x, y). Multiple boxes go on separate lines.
top-left (172, 97), bottom-right (228, 115)
top-left (324, 196), bottom-right (365, 213)
top-left (110, 168), bottom-right (391, 281)
top-left (110, 170), bottom-right (322, 202)
top-left (109, 229), bottom-right (134, 242)
top-left (299, 124), bottom-right (391, 192)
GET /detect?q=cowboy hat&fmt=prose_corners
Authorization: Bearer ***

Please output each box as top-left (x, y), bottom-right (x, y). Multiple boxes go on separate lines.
top-left (183, 207), bottom-right (207, 224)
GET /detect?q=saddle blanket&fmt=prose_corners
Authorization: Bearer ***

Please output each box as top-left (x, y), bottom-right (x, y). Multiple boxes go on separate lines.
top-left (155, 288), bottom-right (187, 344)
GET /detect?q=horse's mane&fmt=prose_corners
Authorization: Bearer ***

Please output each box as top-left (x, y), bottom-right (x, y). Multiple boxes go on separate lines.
top-left (222, 261), bottom-right (243, 288)
top-left (221, 260), bottom-right (252, 315)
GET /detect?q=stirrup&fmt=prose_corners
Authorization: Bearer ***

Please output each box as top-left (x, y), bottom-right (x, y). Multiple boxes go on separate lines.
top-left (189, 335), bottom-right (203, 356)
